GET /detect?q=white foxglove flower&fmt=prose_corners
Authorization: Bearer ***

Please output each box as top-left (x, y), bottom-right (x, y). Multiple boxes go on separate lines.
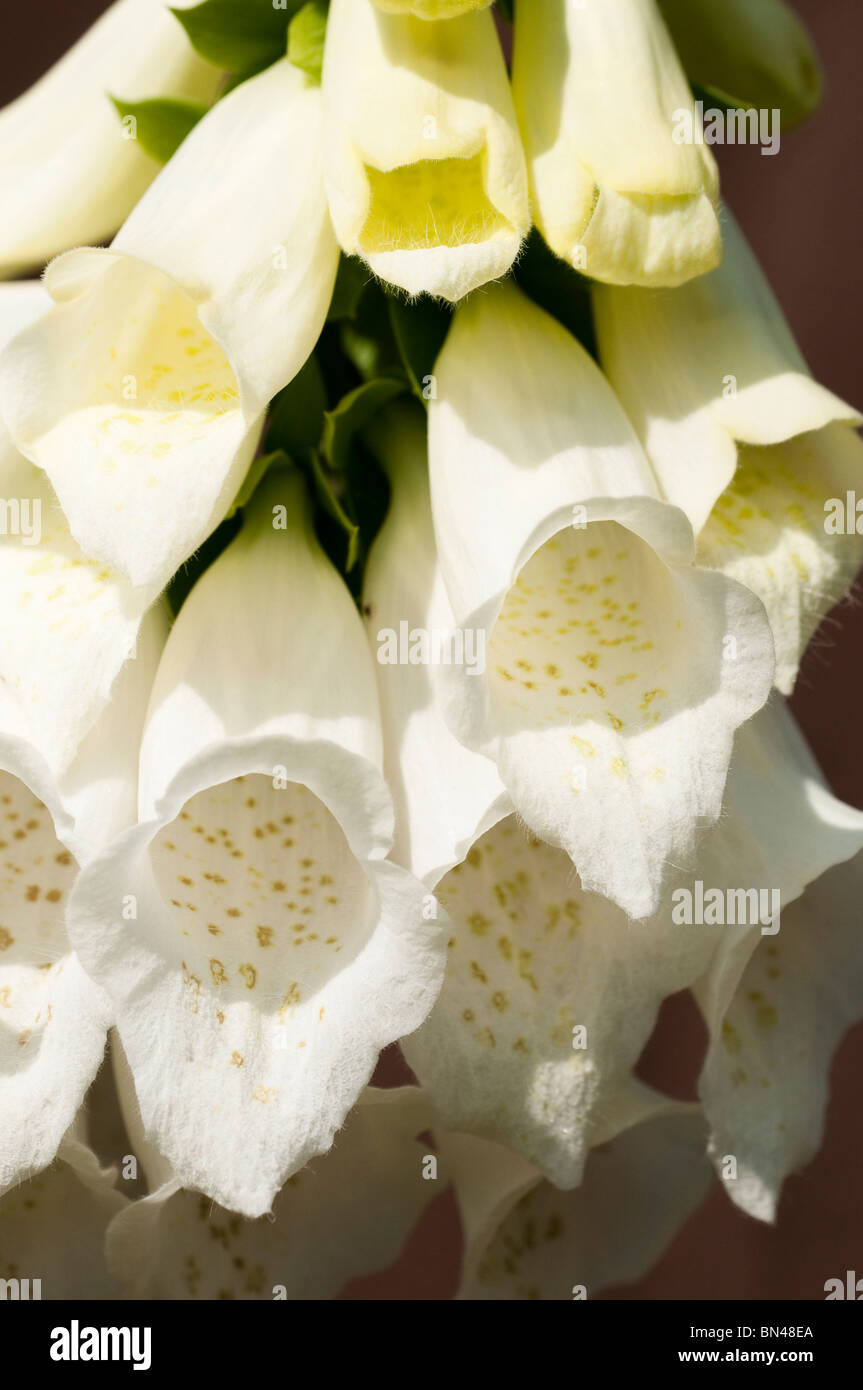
top-left (0, 285), bottom-right (159, 777)
top-left (659, 0), bottom-right (822, 129)
top-left (67, 472), bottom-right (446, 1218)
top-left (106, 1082), bottom-right (442, 1299)
top-left (441, 1098), bottom-right (711, 1300)
top-left (0, 0), bottom-right (223, 276)
top-left (693, 706), bottom-right (863, 1222)
top-left (0, 1134), bottom-right (126, 1298)
top-left (322, 0), bottom-right (529, 300)
top-left (401, 693), bottom-right (862, 1187)
top-left (0, 605), bottom-right (166, 1194)
top-left (0, 59), bottom-right (339, 594)
top-left (362, 403), bottom-right (510, 886)
top-left (428, 280), bottom-right (773, 919)
top-left (593, 211), bottom-right (863, 693)
top-left (512, 0), bottom-right (721, 287)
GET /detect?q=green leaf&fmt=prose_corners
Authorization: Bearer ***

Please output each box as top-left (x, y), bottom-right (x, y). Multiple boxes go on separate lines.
top-left (308, 450), bottom-right (361, 571)
top-left (265, 353), bottom-right (328, 455)
top-left (339, 280), bottom-right (403, 381)
top-left (321, 376), bottom-right (406, 473)
top-left (496, 0), bottom-right (514, 24)
top-left (327, 255), bottom-right (370, 322)
top-left (513, 227), bottom-right (598, 359)
top-left (110, 96), bottom-right (210, 164)
top-left (287, 0), bottom-right (329, 82)
top-left (387, 295), bottom-right (452, 405)
top-left (171, 0), bottom-right (299, 72)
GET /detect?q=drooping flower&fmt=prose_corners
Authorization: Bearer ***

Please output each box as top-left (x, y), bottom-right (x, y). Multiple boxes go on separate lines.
top-left (322, 0), bottom-right (529, 300)
top-left (67, 470), bottom-right (446, 1218)
top-left (398, 686), bottom-right (862, 1188)
top-left (0, 599), bottom-right (166, 1195)
top-left (362, 402), bottom-right (511, 887)
top-left (440, 1098), bottom-right (711, 1300)
top-left (0, 0), bottom-right (223, 276)
top-left (0, 59), bottom-right (339, 594)
top-left (427, 279), bottom-right (774, 918)
top-left (512, 0), bottom-right (721, 287)
top-left (0, 284), bottom-right (159, 776)
top-left (693, 706), bottom-right (863, 1222)
top-left (593, 209), bottom-right (863, 693)
top-left (0, 1130), bottom-right (127, 1299)
top-left (106, 1077), bottom-right (444, 1298)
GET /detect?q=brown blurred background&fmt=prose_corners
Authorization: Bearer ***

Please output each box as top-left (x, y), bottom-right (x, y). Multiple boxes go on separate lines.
top-left (3, 0), bottom-right (861, 1301)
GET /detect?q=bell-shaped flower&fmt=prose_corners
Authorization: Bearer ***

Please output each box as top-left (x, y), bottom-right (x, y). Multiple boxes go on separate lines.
top-left (322, 0), bottom-right (529, 300)
top-left (428, 279), bottom-right (774, 919)
top-left (362, 402), bottom-right (510, 887)
top-left (67, 470), bottom-right (446, 1218)
top-left (0, 284), bottom-right (161, 778)
top-left (402, 688), bottom-right (863, 1188)
top-left (0, 1130), bottom-right (127, 1298)
top-left (106, 1075), bottom-right (444, 1298)
top-left (594, 210), bottom-right (863, 693)
top-left (0, 0), bottom-right (223, 276)
top-left (440, 1096), bottom-right (712, 1300)
top-left (0, 598), bottom-right (167, 1195)
top-left (0, 59), bottom-right (339, 594)
top-left (659, 0), bottom-right (822, 129)
top-left (512, 0), bottom-right (721, 287)
top-left (693, 705), bottom-right (863, 1223)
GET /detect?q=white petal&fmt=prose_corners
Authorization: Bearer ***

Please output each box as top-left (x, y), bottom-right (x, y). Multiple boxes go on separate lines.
top-left (0, 585), bottom-right (166, 881)
top-left (0, 283), bottom-right (163, 776)
top-left (696, 426), bottom-right (863, 694)
top-left (0, 60), bottom-right (338, 591)
top-left (0, 0), bottom-right (223, 276)
top-left (444, 1100), bottom-right (711, 1300)
top-left (429, 281), bottom-right (774, 917)
top-left (68, 473), bottom-right (446, 1216)
top-left (593, 208), bottom-right (861, 535)
top-left (0, 773), bottom-right (111, 1194)
top-left (0, 1136), bottom-right (126, 1298)
top-left (512, 0), bottom-right (720, 287)
top-left (0, 605), bottom-right (166, 1192)
top-left (323, 0), bottom-right (529, 300)
top-left (106, 1087), bottom-right (440, 1298)
top-left (405, 695), bottom-right (860, 1186)
top-left (363, 404), bottom-right (510, 886)
top-left (699, 698), bottom-right (863, 918)
top-left (696, 851), bottom-right (863, 1224)
top-left (0, 281), bottom-right (51, 349)
top-left (404, 817), bottom-right (713, 1186)
top-left (0, 439), bottom-right (157, 776)
top-left (692, 703), bottom-right (863, 1221)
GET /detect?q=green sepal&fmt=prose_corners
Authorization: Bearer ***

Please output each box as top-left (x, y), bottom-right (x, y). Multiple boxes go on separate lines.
top-left (287, 0), bottom-right (329, 82)
top-left (265, 353), bottom-right (328, 456)
top-left (387, 294), bottom-right (452, 406)
top-left (170, 0), bottom-right (300, 72)
top-left (110, 96), bottom-right (210, 164)
top-left (321, 376), bottom-right (407, 473)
